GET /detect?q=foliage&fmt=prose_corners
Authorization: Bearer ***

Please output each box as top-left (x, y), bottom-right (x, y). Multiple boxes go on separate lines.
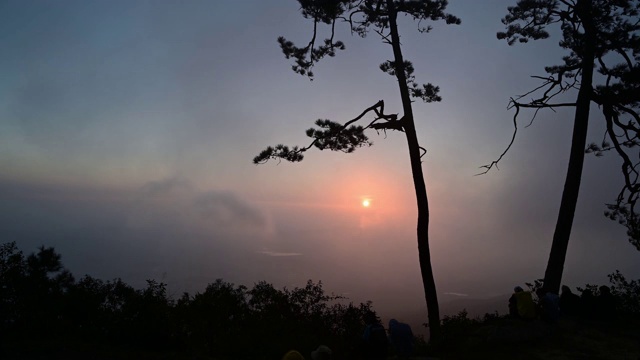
top-left (436, 310), bottom-right (508, 351)
top-left (440, 309), bottom-right (476, 339)
top-left (607, 270), bottom-right (640, 315)
top-left (440, 310), bottom-right (505, 336)
top-left (525, 278), bottom-right (545, 300)
top-left (253, 0), bottom-right (461, 164)
top-left (434, 308), bottom-right (639, 359)
top-left (0, 242), bottom-right (377, 359)
top-left (277, 0), bottom-right (459, 80)
top-left (433, 273), bottom-right (640, 358)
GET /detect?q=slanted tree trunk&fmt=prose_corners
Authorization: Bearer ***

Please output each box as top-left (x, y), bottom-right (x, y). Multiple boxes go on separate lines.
top-left (543, 0), bottom-right (596, 294)
top-left (387, 0), bottom-right (441, 340)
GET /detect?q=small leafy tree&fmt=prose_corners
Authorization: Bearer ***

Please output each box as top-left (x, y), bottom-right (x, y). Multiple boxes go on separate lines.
top-left (253, 0), bottom-right (460, 341)
top-left (608, 270), bottom-right (640, 315)
top-left (483, 0), bottom-right (640, 294)
top-left (0, 242), bottom-right (26, 335)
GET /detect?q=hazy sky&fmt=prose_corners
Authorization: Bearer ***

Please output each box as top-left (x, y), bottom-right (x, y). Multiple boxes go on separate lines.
top-left (1, 0), bottom-right (638, 319)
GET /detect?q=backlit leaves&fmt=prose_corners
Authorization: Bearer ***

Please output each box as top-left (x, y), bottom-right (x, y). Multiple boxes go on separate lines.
top-left (307, 119), bottom-right (371, 152)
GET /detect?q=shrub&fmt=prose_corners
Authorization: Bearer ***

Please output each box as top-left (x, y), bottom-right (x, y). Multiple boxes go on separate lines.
top-left (0, 242), bottom-right (377, 359)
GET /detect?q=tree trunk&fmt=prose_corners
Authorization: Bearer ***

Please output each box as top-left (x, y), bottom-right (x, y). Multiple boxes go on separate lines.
top-left (386, 0), bottom-right (441, 341)
top-left (543, 0), bottom-right (596, 294)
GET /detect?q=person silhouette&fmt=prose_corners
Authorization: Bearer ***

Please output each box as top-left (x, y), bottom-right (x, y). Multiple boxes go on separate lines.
top-left (282, 350), bottom-right (305, 360)
top-left (388, 319), bottom-right (413, 359)
top-left (361, 311), bottom-right (388, 360)
top-left (510, 286), bottom-right (535, 320)
top-left (560, 285), bottom-right (580, 318)
top-left (536, 288), bottom-right (560, 323)
top-left (311, 345), bottom-right (332, 360)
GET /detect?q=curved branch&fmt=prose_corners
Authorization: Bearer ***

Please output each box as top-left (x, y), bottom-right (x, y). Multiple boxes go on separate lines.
top-left (516, 102), bottom-right (578, 108)
top-left (476, 100), bottom-right (521, 175)
top-left (254, 100), bottom-right (406, 164)
top-left (605, 105), bottom-right (636, 194)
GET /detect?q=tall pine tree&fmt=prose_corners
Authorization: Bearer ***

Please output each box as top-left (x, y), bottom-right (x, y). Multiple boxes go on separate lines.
top-left (482, 0), bottom-right (640, 293)
top-left (254, 0), bottom-right (460, 341)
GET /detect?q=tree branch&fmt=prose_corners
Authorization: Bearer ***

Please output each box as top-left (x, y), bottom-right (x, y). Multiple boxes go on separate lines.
top-left (254, 100), bottom-right (408, 164)
top-left (476, 100), bottom-right (521, 175)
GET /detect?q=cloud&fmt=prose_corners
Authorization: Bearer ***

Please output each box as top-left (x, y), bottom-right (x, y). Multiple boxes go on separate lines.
top-left (0, 177), bottom-right (274, 290)
top-left (443, 292), bottom-right (469, 297)
top-left (194, 191), bottom-right (265, 228)
top-left (128, 177), bottom-right (267, 235)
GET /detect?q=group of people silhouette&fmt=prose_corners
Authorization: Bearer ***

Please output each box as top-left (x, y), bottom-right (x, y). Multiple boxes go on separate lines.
top-left (509, 284), bottom-right (616, 323)
top-left (281, 311), bottom-right (414, 360)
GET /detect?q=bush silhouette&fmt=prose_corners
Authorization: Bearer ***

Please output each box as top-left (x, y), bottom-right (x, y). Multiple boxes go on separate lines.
top-left (0, 242), bottom-right (376, 359)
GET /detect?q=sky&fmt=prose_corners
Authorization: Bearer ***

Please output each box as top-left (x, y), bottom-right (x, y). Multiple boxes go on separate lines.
top-left (1, 0), bottom-right (638, 322)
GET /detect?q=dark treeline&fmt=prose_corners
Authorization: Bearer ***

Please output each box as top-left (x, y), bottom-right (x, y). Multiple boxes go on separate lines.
top-left (2, 241), bottom-right (639, 359)
top-left (0, 242), bottom-right (376, 359)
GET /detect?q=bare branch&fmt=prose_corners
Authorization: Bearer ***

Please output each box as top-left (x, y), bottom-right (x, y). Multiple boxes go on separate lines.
top-left (476, 100), bottom-right (521, 175)
top-left (516, 102), bottom-right (577, 108)
top-left (374, 28), bottom-right (392, 44)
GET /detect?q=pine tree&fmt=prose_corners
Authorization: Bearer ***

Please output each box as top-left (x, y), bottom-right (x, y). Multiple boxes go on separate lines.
top-left (254, 0), bottom-right (460, 341)
top-left (482, 0), bottom-right (640, 293)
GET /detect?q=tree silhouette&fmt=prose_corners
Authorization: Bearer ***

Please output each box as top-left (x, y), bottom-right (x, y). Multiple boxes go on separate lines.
top-left (253, 0), bottom-right (460, 341)
top-left (482, 0), bottom-right (639, 293)
top-left (1, 242), bottom-right (378, 358)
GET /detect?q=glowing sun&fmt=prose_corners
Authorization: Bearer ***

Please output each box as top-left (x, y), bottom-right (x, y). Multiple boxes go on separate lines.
top-left (362, 199), bottom-right (371, 207)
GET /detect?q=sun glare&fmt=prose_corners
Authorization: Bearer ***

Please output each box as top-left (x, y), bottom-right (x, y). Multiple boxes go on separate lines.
top-left (362, 199), bottom-right (370, 207)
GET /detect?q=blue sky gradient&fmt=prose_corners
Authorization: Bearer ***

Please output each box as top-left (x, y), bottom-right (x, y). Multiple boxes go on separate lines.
top-left (1, 0), bottom-right (638, 320)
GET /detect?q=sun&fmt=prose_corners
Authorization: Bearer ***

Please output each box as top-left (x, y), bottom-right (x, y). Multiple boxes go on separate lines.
top-left (362, 199), bottom-right (371, 207)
